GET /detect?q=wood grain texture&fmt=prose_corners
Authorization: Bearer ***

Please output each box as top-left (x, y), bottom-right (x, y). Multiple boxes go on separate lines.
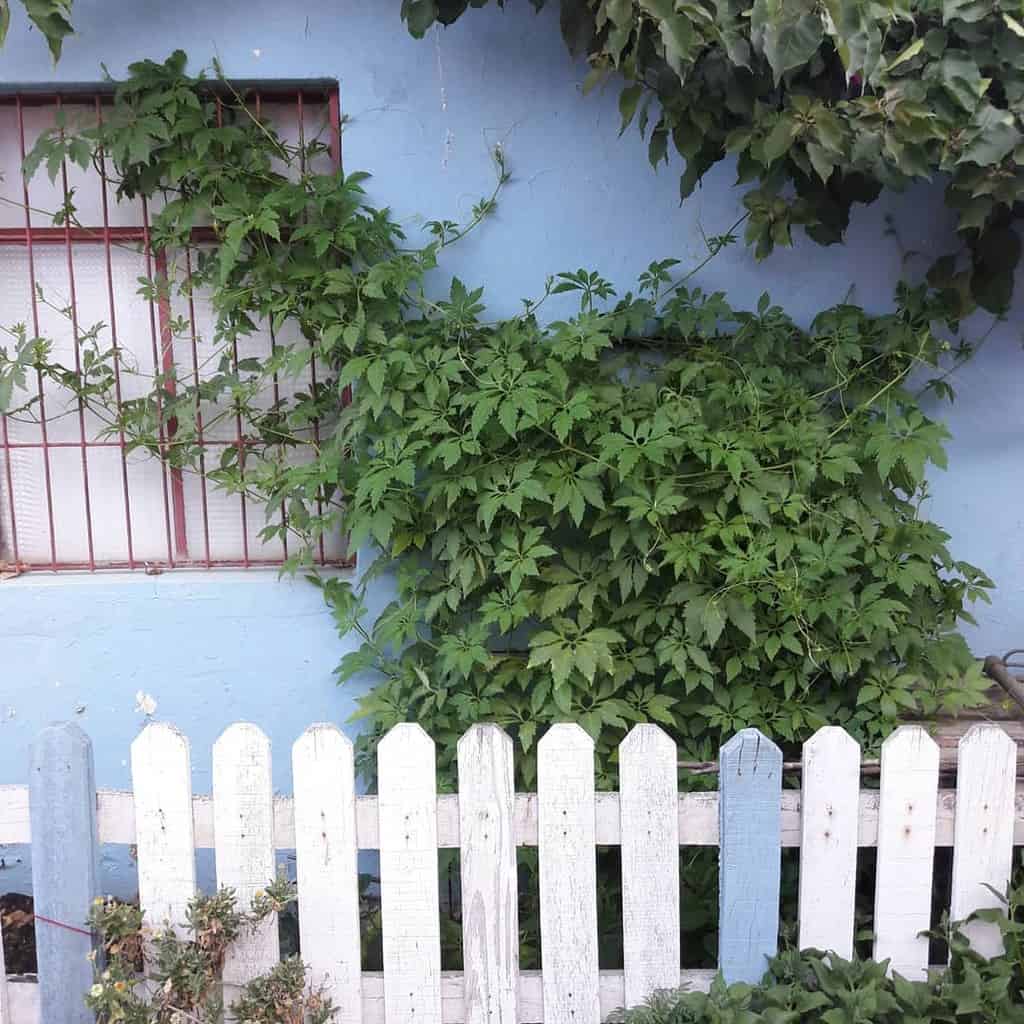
top-left (4, 784), bottom-right (1024, 849)
top-left (131, 723), bottom-right (196, 938)
top-left (951, 724), bottom-right (1017, 957)
top-left (28, 722), bottom-right (99, 1024)
top-left (718, 728), bottom-right (782, 985)
top-left (293, 724), bottom-right (362, 1024)
top-left (798, 727), bottom-right (859, 958)
top-left (212, 723), bottom-right (279, 991)
top-left (619, 725), bottom-right (680, 1007)
top-left (378, 724), bottom-right (443, 1024)
top-left (537, 724), bottom-right (600, 1024)
top-left (873, 726), bottom-right (939, 979)
top-left (457, 725), bottom-right (519, 1024)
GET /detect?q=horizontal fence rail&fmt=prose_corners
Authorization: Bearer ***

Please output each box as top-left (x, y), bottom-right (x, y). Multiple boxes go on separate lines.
top-left (0, 721), bottom-right (1021, 1024)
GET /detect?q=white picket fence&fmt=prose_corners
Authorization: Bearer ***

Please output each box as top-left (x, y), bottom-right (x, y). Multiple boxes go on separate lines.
top-left (0, 720), bottom-right (1022, 1024)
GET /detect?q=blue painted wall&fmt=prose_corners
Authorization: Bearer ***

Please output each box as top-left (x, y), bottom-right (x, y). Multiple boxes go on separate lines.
top-left (1, 0), bottom-right (1021, 896)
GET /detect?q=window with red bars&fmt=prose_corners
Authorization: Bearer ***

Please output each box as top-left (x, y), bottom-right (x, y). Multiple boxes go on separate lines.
top-left (0, 82), bottom-right (349, 572)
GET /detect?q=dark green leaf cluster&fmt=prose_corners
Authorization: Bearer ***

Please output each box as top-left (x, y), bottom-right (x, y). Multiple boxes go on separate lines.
top-left (618, 869), bottom-right (1024, 1023)
top-left (403, 0), bottom-right (1024, 312)
top-left (4, 52), bottom-right (991, 792)
top-left (334, 271), bottom-right (991, 783)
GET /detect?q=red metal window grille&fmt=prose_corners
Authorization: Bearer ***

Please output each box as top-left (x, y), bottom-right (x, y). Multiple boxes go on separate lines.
top-left (0, 82), bottom-right (349, 573)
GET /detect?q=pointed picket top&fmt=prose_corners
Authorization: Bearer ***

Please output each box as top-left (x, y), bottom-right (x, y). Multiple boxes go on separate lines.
top-left (720, 726), bottom-right (782, 771)
top-left (874, 725), bottom-right (939, 979)
top-left (212, 722), bottom-right (278, 990)
top-left (293, 724), bottom-right (361, 1024)
top-left (457, 721), bottom-right (514, 758)
top-left (131, 722), bottom-right (196, 938)
top-left (951, 724), bottom-right (1017, 957)
top-left (379, 720), bottom-right (435, 756)
top-left (619, 724), bottom-right (680, 1007)
top-left (457, 725), bottom-right (519, 1024)
top-left (799, 726), bottom-right (860, 958)
top-left (719, 728), bottom-right (782, 985)
top-left (537, 721), bottom-right (595, 763)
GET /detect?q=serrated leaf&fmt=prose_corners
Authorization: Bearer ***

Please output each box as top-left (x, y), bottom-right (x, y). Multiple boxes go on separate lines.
top-left (702, 601), bottom-right (726, 646)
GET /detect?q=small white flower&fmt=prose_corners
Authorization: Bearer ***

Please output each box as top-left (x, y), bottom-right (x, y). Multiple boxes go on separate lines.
top-left (90, 984), bottom-right (103, 998)
top-left (134, 690), bottom-right (157, 716)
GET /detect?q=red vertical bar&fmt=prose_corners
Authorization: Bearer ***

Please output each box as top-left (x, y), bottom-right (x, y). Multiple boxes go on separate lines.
top-left (254, 90), bottom-right (289, 563)
top-left (297, 91), bottom-right (327, 565)
top-left (95, 96), bottom-right (137, 569)
top-left (57, 96), bottom-right (96, 571)
top-left (0, 412), bottom-right (19, 565)
top-left (216, 96), bottom-right (251, 567)
top-left (328, 87), bottom-right (353, 410)
top-left (328, 87), bottom-right (342, 170)
top-left (141, 199), bottom-right (177, 567)
top-left (154, 250), bottom-right (189, 560)
top-left (17, 95), bottom-right (58, 569)
top-left (183, 247), bottom-right (212, 567)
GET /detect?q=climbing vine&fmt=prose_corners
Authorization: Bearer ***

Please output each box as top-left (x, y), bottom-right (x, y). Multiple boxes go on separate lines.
top-left (403, 0), bottom-right (1024, 313)
top-left (0, 52), bottom-right (994, 792)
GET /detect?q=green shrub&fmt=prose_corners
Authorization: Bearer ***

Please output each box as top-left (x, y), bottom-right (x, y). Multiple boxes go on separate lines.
top-left (618, 868), bottom-right (1024, 1023)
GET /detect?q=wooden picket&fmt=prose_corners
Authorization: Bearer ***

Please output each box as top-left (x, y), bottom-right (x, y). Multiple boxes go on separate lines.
top-left (212, 723), bottom-right (279, 990)
top-left (2, 717), bottom-right (1023, 1024)
top-left (29, 723), bottom-right (98, 1024)
top-left (798, 726), bottom-right (860, 958)
top-left (718, 728), bottom-right (782, 984)
top-left (131, 723), bottom-right (196, 938)
top-left (950, 724), bottom-right (1017, 957)
top-left (619, 724), bottom-right (680, 1005)
top-left (378, 724), bottom-right (443, 1024)
top-left (457, 725), bottom-right (519, 1024)
top-left (873, 726), bottom-right (940, 979)
top-left (292, 724), bottom-right (362, 1024)
top-left (538, 724), bottom-right (600, 1024)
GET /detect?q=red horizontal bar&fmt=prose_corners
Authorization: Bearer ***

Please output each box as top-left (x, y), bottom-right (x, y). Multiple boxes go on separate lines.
top-left (1, 438), bottom-right (258, 450)
top-left (11, 555), bottom-right (353, 572)
top-left (0, 83), bottom-right (337, 107)
top-left (0, 226), bottom-right (218, 245)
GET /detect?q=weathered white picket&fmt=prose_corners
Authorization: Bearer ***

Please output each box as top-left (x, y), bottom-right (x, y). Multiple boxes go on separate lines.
top-left (1, 721), bottom-right (1023, 1024)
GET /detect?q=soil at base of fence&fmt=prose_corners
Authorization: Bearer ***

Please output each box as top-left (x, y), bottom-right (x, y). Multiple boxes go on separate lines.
top-left (1, 893), bottom-right (37, 974)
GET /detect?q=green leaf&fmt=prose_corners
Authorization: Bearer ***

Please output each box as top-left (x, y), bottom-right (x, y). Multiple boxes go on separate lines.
top-left (725, 596), bottom-right (757, 643)
top-left (958, 105), bottom-right (1023, 167)
top-left (1004, 13), bottom-right (1024, 37)
top-left (22, 0), bottom-right (74, 61)
top-left (702, 601), bottom-right (726, 646)
top-left (886, 36), bottom-right (924, 71)
top-left (618, 84), bottom-right (644, 134)
top-left (0, 1), bottom-right (10, 48)
top-left (751, 0), bottom-right (825, 84)
top-left (763, 115), bottom-right (799, 163)
top-left (402, 0), bottom-right (438, 37)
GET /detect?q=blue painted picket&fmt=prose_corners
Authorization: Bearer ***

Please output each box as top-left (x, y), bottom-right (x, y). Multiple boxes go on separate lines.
top-left (718, 727), bottom-right (783, 984)
top-left (28, 722), bottom-right (99, 1024)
